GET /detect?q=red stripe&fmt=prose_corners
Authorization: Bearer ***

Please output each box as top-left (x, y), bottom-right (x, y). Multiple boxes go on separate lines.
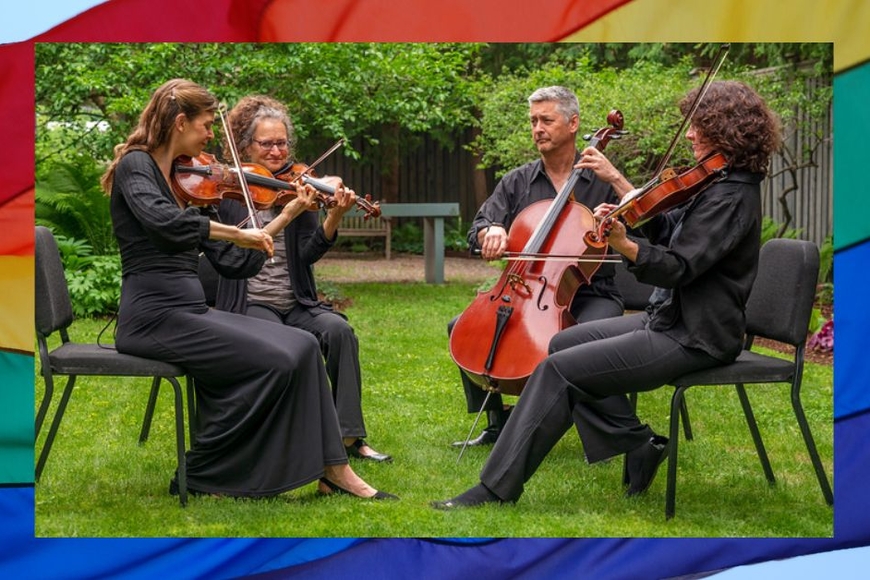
top-left (254, 0), bottom-right (630, 41)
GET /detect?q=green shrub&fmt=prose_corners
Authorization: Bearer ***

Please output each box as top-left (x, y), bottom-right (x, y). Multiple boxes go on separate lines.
top-left (391, 221), bottom-right (424, 254)
top-left (760, 216), bottom-right (801, 247)
top-left (816, 235), bottom-right (833, 305)
top-left (54, 234), bottom-right (122, 317)
top-left (445, 217), bottom-right (470, 252)
top-left (65, 255), bottom-right (122, 318)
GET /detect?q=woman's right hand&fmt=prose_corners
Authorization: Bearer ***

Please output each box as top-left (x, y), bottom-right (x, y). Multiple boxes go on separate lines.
top-left (235, 227), bottom-right (275, 257)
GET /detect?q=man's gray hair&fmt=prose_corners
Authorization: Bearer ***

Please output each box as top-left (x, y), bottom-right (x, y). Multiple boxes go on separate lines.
top-left (528, 86), bottom-right (580, 122)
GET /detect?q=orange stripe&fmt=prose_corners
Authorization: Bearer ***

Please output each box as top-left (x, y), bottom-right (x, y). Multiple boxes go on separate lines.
top-left (0, 190), bottom-right (34, 257)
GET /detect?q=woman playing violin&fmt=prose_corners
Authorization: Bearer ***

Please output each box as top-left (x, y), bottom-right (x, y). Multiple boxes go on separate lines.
top-left (215, 95), bottom-right (391, 463)
top-left (433, 80), bottom-right (781, 509)
top-left (103, 79), bottom-right (395, 499)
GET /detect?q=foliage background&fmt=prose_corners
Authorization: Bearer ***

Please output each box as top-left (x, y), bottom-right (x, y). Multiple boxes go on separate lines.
top-left (34, 42), bottom-right (833, 317)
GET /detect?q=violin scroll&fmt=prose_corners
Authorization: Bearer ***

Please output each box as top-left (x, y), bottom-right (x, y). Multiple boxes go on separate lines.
top-left (278, 163), bottom-right (382, 219)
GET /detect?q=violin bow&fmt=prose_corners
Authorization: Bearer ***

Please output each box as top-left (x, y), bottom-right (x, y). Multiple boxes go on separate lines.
top-left (597, 44), bottom-right (730, 232)
top-left (217, 105), bottom-right (262, 230)
top-left (642, 43), bottom-right (730, 191)
top-left (286, 138), bottom-right (346, 187)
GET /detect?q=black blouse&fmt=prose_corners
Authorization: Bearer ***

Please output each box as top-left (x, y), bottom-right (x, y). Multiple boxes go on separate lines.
top-left (110, 150), bottom-right (266, 280)
top-left (629, 170), bottom-right (763, 361)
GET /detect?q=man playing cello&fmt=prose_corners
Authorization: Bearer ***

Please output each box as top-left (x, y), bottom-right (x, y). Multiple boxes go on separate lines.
top-left (447, 86), bottom-right (632, 447)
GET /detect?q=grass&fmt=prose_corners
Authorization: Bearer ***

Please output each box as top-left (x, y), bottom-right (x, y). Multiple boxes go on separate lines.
top-left (34, 281), bottom-right (833, 538)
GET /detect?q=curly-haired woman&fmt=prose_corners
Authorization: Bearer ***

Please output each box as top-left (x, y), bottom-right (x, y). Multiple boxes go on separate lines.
top-left (216, 95), bottom-right (391, 463)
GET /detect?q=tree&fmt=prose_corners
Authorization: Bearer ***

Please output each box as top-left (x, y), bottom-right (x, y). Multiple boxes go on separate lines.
top-left (35, 43), bottom-right (483, 205)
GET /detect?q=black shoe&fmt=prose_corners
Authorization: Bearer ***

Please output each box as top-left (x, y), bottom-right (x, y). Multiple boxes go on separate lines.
top-left (346, 438), bottom-right (393, 463)
top-left (625, 435), bottom-right (669, 497)
top-left (318, 477), bottom-right (399, 500)
top-left (431, 483), bottom-right (509, 510)
top-left (451, 425), bottom-right (499, 447)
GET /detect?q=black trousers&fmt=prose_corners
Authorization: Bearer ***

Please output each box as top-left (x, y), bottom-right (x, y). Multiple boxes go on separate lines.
top-left (479, 312), bottom-right (719, 502)
top-left (247, 304), bottom-right (367, 440)
top-left (448, 294), bottom-right (625, 415)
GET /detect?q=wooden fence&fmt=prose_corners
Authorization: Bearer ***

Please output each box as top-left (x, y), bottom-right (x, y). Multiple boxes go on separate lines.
top-left (316, 93), bottom-right (833, 248)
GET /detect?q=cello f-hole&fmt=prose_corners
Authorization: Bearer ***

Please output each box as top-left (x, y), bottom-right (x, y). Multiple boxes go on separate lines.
top-left (535, 275), bottom-right (550, 311)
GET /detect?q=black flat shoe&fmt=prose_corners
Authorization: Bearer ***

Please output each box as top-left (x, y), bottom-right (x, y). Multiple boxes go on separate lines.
top-left (319, 477), bottom-right (399, 500)
top-left (451, 426), bottom-right (499, 447)
top-left (346, 438), bottom-right (393, 463)
top-left (625, 435), bottom-right (669, 497)
top-left (431, 483), bottom-right (509, 510)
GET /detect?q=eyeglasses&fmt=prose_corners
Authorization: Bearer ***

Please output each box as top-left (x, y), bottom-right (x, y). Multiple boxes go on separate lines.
top-left (252, 139), bottom-right (289, 151)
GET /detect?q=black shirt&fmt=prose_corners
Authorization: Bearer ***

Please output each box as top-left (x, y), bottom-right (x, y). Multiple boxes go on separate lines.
top-left (630, 170), bottom-right (763, 361)
top-left (468, 152), bottom-right (620, 301)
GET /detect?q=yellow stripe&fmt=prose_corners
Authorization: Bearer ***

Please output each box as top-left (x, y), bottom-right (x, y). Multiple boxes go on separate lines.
top-left (0, 256), bottom-right (34, 354)
top-left (565, 0), bottom-right (869, 72)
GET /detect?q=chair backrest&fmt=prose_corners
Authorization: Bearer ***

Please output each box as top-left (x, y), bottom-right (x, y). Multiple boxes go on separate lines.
top-left (35, 226), bottom-right (75, 337)
top-left (745, 238), bottom-right (820, 347)
top-left (614, 260), bottom-right (655, 311)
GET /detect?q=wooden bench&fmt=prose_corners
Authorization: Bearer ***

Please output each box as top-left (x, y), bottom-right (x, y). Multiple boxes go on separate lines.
top-left (338, 213), bottom-right (392, 259)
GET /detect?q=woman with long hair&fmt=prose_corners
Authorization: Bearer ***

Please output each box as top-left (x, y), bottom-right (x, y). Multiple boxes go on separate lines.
top-left (103, 79), bottom-right (396, 500)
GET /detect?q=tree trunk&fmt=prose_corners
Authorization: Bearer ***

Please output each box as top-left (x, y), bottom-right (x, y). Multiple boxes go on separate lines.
top-left (379, 122), bottom-right (400, 204)
top-left (470, 125), bottom-right (489, 209)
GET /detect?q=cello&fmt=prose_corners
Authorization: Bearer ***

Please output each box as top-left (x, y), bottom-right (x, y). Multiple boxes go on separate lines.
top-left (449, 111), bottom-right (626, 397)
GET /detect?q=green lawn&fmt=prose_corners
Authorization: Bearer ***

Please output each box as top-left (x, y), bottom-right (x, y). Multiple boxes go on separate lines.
top-left (34, 281), bottom-right (833, 538)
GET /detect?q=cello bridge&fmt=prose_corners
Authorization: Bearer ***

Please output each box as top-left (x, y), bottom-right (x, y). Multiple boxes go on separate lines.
top-left (507, 273), bottom-right (533, 295)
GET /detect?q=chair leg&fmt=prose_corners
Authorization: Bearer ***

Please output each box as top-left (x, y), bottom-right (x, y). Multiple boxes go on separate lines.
top-left (139, 377), bottom-right (162, 444)
top-left (185, 376), bottom-right (197, 444)
top-left (790, 376), bottom-right (834, 505)
top-left (665, 387), bottom-right (686, 519)
top-left (623, 391), bottom-right (692, 487)
top-left (735, 384), bottom-right (775, 485)
top-left (35, 375), bottom-right (77, 481)
top-left (679, 398), bottom-right (694, 441)
top-left (166, 376), bottom-right (188, 507)
top-left (35, 372), bottom-right (55, 438)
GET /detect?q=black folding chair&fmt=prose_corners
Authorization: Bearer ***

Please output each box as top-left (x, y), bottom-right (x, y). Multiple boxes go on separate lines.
top-left (660, 238), bottom-right (833, 518)
top-left (34, 226), bottom-right (192, 506)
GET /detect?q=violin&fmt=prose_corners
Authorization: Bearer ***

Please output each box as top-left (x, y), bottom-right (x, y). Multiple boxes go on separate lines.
top-left (277, 163), bottom-right (382, 219)
top-left (172, 154), bottom-right (348, 213)
top-left (172, 152), bottom-right (284, 209)
top-left (586, 152), bottom-right (729, 246)
top-left (449, 110), bottom-right (626, 396)
top-left (586, 44), bottom-right (732, 246)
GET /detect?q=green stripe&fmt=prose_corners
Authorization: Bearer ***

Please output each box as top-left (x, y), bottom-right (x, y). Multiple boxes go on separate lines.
top-left (0, 351), bottom-right (34, 484)
top-left (834, 62), bottom-right (870, 251)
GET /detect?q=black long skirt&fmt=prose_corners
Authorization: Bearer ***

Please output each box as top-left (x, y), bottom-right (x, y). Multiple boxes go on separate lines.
top-left (116, 272), bottom-right (347, 497)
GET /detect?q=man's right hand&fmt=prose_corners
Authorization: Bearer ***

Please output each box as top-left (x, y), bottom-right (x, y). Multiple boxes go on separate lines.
top-left (479, 225), bottom-right (508, 261)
